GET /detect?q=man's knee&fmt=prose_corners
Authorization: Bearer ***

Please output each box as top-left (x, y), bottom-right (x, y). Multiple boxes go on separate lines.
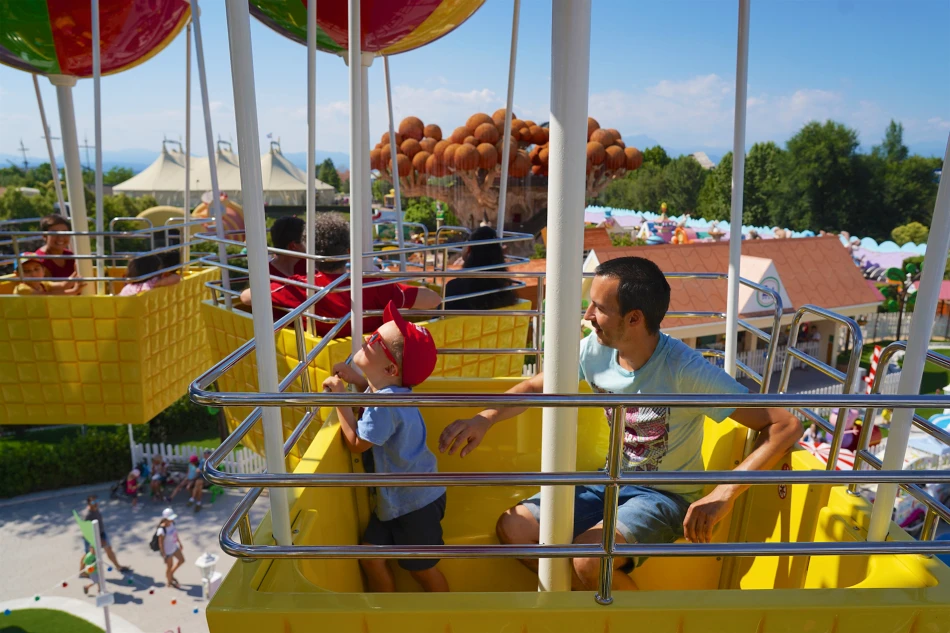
top-left (572, 556), bottom-right (600, 587)
top-left (495, 505), bottom-right (538, 545)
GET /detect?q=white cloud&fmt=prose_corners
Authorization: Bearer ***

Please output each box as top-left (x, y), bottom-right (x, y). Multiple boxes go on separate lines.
top-left (927, 117), bottom-right (950, 130)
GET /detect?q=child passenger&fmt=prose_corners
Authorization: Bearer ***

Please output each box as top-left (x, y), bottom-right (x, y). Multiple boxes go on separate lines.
top-left (13, 255), bottom-right (84, 295)
top-left (119, 253), bottom-right (181, 296)
top-left (322, 301), bottom-right (447, 592)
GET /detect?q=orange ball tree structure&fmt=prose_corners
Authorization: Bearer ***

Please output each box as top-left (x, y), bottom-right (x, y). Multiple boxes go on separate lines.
top-left (373, 112), bottom-right (640, 231)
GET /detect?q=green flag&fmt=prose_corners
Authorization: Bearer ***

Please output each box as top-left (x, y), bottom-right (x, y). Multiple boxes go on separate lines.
top-left (73, 510), bottom-right (96, 546)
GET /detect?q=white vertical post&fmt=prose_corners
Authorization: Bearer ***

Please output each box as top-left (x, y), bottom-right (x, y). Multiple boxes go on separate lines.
top-left (347, 0), bottom-right (365, 356)
top-left (92, 0), bottom-right (104, 294)
top-left (724, 0), bottom-right (750, 378)
top-left (868, 134), bottom-right (950, 541)
top-left (90, 520), bottom-right (112, 633)
top-left (306, 0), bottom-right (317, 289)
top-left (191, 0), bottom-right (232, 309)
top-left (360, 58), bottom-right (374, 269)
top-left (383, 56), bottom-right (406, 271)
top-left (182, 21), bottom-right (192, 273)
top-left (127, 424), bottom-right (136, 470)
top-left (49, 77), bottom-right (94, 294)
top-left (33, 75), bottom-right (67, 216)
top-left (223, 0), bottom-right (292, 546)
top-left (495, 0), bottom-right (521, 236)
top-left (538, 0), bottom-right (591, 592)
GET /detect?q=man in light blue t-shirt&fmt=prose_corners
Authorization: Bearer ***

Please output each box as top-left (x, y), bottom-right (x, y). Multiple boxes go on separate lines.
top-left (439, 256), bottom-right (802, 591)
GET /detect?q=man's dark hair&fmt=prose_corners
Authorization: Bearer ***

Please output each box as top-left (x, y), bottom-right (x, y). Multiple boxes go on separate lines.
top-left (271, 216), bottom-right (305, 250)
top-left (313, 213), bottom-right (350, 273)
top-left (40, 214), bottom-right (70, 232)
top-left (594, 256), bottom-right (670, 334)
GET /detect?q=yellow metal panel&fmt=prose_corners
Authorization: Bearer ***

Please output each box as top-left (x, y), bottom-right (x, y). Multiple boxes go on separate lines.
top-left (0, 267), bottom-right (217, 425)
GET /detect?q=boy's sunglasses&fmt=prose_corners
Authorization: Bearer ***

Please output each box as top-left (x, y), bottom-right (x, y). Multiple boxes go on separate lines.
top-left (366, 330), bottom-right (399, 374)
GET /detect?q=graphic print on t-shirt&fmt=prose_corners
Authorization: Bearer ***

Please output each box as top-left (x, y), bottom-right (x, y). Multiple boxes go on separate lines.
top-left (593, 383), bottom-right (671, 471)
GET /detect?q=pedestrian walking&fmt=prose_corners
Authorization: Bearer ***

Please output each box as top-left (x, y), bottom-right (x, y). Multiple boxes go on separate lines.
top-left (156, 508), bottom-right (185, 589)
top-left (84, 495), bottom-right (132, 572)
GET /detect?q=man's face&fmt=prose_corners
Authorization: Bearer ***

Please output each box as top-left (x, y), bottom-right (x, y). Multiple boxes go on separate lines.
top-left (583, 276), bottom-right (631, 348)
top-left (44, 222), bottom-right (71, 253)
top-left (21, 260), bottom-right (45, 279)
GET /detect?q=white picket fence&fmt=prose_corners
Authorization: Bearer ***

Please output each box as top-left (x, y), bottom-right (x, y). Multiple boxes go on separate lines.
top-left (132, 442), bottom-right (266, 475)
top-left (792, 371), bottom-right (903, 421)
top-left (856, 312), bottom-right (950, 343)
top-left (734, 341), bottom-right (822, 378)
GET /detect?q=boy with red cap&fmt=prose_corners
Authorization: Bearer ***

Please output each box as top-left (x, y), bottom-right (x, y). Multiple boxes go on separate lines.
top-left (323, 301), bottom-right (447, 593)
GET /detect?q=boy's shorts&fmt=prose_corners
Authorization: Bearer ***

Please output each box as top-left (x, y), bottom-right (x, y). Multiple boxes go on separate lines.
top-left (520, 484), bottom-right (691, 570)
top-left (363, 494), bottom-right (446, 571)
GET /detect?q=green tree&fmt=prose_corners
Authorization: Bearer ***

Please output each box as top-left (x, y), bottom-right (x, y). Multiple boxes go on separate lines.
top-left (664, 156), bottom-right (707, 215)
top-left (317, 158), bottom-right (343, 192)
top-left (743, 142), bottom-right (786, 226)
top-left (774, 120), bottom-right (861, 232)
top-left (371, 177), bottom-right (391, 203)
top-left (873, 120), bottom-right (909, 163)
top-left (0, 187), bottom-right (54, 221)
top-left (697, 152), bottom-right (732, 221)
top-left (642, 145), bottom-right (671, 168)
top-left (891, 221), bottom-right (929, 246)
top-left (403, 197), bottom-right (460, 232)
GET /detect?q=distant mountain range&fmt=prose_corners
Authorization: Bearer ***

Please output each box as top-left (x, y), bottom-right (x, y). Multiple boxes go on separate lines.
top-left (0, 148), bottom-right (351, 176)
top-left (2, 137), bottom-right (942, 177)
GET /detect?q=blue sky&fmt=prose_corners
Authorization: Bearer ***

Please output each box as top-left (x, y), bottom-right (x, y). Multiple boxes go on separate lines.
top-left (1, 0), bottom-right (948, 166)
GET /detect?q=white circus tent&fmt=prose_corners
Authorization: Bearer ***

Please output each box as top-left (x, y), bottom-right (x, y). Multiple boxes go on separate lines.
top-left (112, 140), bottom-right (190, 207)
top-left (113, 140), bottom-right (336, 209)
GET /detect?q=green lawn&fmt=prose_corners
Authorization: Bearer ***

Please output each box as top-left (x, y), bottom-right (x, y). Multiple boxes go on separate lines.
top-left (0, 609), bottom-right (103, 633)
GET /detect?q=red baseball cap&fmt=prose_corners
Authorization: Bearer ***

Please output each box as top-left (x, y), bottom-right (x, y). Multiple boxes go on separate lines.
top-left (382, 300), bottom-right (436, 387)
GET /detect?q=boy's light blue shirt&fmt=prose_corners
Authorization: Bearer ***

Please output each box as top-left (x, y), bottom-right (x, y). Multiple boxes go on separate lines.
top-left (357, 385), bottom-right (445, 521)
top-left (579, 332), bottom-right (748, 501)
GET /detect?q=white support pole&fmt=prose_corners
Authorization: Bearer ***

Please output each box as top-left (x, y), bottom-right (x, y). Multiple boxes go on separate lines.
top-left (49, 76), bottom-right (94, 294)
top-left (191, 0), bottom-right (232, 309)
top-left (360, 57), bottom-right (375, 269)
top-left (723, 0), bottom-right (750, 378)
top-left (182, 21), bottom-right (192, 273)
top-left (495, 0), bottom-right (521, 237)
top-left (223, 0), bottom-right (292, 546)
top-left (90, 520), bottom-right (113, 633)
top-left (127, 424), bottom-right (136, 470)
top-left (33, 75), bottom-right (66, 216)
top-left (306, 0), bottom-right (317, 289)
top-left (383, 56), bottom-right (406, 271)
top-left (347, 1), bottom-right (365, 358)
top-left (538, 0), bottom-right (591, 592)
top-left (92, 0), bottom-right (104, 294)
top-left (868, 134), bottom-right (950, 542)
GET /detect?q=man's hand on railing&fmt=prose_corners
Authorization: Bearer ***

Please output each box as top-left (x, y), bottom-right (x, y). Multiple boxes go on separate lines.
top-left (439, 415), bottom-right (493, 458)
top-left (682, 487), bottom-right (735, 544)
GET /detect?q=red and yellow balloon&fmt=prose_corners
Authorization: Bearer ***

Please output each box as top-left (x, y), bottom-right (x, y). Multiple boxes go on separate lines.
top-left (0, 0), bottom-right (190, 77)
top-left (250, 0), bottom-right (485, 56)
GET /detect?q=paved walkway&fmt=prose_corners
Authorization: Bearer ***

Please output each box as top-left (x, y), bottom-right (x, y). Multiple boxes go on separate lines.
top-left (1, 482), bottom-right (266, 633)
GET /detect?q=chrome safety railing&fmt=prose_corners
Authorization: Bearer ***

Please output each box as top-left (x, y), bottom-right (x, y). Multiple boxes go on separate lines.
top-left (777, 306), bottom-right (864, 470)
top-left (0, 218), bottom-right (211, 287)
top-left (190, 272), bottom-right (937, 604)
top-left (849, 341), bottom-right (950, 541)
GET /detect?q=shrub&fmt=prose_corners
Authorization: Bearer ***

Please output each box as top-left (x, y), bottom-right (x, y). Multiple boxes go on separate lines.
top-left (0, 429), bottom-right (130, 498)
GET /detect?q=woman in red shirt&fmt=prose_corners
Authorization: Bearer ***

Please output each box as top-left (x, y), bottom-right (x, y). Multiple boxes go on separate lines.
top-left (33, 214), bottom-right (77, 282)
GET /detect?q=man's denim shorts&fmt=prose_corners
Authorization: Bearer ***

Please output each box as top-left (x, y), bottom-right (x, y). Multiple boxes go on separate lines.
top-left (520, 484), bottom-right (691, 569)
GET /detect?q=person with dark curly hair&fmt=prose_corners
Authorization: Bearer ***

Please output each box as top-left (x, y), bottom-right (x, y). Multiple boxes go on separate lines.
top-left (241, 213), bottom-right (441, 336)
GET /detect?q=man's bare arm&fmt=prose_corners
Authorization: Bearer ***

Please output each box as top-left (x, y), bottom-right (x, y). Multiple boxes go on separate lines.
top-left (438, 371), bottom-right (545, 457)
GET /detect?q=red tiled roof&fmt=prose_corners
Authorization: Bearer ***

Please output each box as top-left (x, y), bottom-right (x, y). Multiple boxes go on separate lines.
top-left (592, 236), bottom-right (884, 329)
top-left (583, 227), bottom-right (614, 252)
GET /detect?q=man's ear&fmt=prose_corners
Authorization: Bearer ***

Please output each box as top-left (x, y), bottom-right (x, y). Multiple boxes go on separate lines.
top-left (627, 309), bottom-right (643, 328)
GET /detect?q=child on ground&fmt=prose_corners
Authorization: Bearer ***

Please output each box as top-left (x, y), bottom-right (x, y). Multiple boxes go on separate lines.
top-left (150, 455), bottom-right (170, 501)
top-left (118, 253), bottom-right (181, 296)
top-left (322, 301), bottom-right (447, 592)
top-left (80, 546), bottom-right (99, 595)
top-left (170, 454), bottom-right (207, 511)
top-left (13, 255), bottom-right (84, 295)
top-left (124, 469), bottom-right (140, 508)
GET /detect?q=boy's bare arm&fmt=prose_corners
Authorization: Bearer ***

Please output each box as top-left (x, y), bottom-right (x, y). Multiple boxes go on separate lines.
top-left (323, 375), bottom-right (374, 453)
